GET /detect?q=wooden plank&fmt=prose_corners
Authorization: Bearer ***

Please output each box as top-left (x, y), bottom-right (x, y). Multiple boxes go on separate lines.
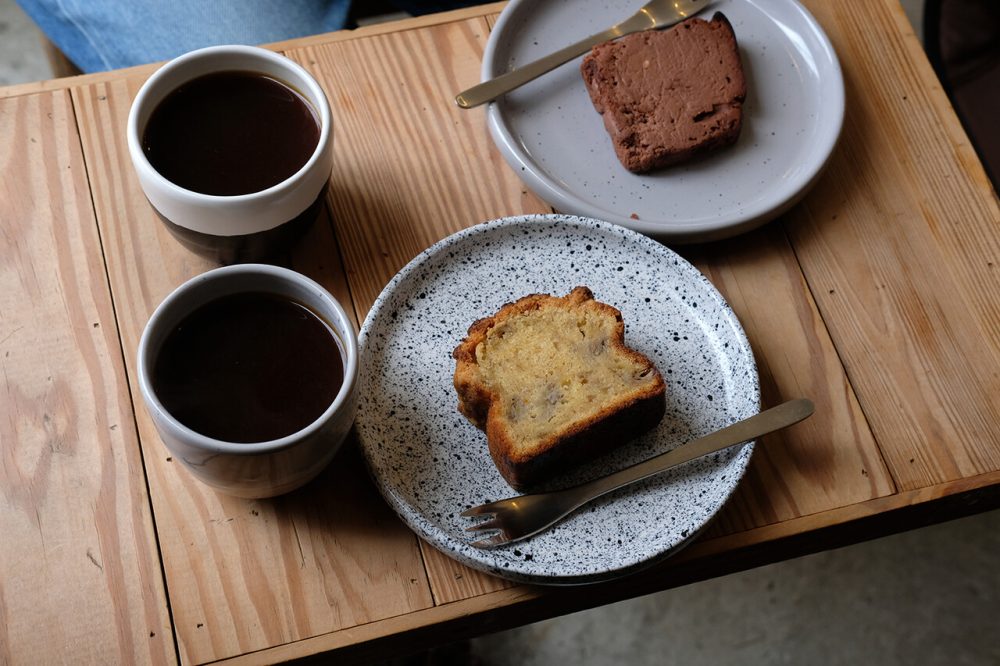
top-left (285, 18), bottom-right (553, 607)
top-left (683, 225), bottom-right (895, 538)
top-left (0, 63), bottom-right (159, 101)
top-left (70, 75), bottom-right (434, 665)
top-left (215, 469), bottom-right (1000, 665)
top-left (0, 91), bottom-right (173, 664)
top-left (419, 544), bottom-right (515, 602)
top-left (285, 18), bottom-right (551, 315)
top-left (786, 0), bottom-right (1000, 491)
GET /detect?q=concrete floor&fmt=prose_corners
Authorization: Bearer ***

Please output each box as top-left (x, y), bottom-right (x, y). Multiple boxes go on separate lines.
top-left (463, 511), bottom-right (1000, 666)
top-left (0, 0), bottom-right (49, 86)
top-left (3, 1), bottom-right (998, 665)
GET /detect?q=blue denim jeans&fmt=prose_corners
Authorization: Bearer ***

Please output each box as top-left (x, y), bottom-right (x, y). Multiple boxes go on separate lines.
top-left (16, 0), bottom-right (353, 72)
top-left (17, 0), bottom-right (487, 74)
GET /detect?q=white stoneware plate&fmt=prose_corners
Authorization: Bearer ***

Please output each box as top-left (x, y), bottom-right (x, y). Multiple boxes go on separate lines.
top-left (482, 0), bottom-right (844, 243)
top-left (357, 215), bottom-right (760, 584)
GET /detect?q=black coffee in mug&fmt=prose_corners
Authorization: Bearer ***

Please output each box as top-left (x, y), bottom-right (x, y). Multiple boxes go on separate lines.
top-left (152, 291), bottom-right (344, 443)
top-left (142, 71), bottom-right (320, 196)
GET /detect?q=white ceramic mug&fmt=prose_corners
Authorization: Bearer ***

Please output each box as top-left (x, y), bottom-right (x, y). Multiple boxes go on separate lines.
top-left (137, 265), bottom-right (358, 498)
top-left (127, 45), bottom-right (333, 263)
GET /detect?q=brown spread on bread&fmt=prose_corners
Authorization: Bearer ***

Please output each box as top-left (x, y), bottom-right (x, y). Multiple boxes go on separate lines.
top-left (580, 13), bottom-right (747, 173)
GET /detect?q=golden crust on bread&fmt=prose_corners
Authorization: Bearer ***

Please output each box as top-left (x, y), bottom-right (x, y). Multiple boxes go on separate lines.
top-left (453, 287), bottom-right (666, 489)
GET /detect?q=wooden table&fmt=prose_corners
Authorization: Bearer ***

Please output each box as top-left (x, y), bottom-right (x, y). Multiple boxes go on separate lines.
top-left (2, 2), bottom-right (998, 663)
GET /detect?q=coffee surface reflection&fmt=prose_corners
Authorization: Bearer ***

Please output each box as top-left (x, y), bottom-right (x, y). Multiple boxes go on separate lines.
top-left (142, 71), bottom-right (320, 196)
top-left (152, 292), bottom-right (343, 443)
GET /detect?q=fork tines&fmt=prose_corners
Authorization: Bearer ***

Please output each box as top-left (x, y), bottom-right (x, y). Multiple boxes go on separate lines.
top-left (468, 532), bottom-right (510, 548)
top-left (460, 501), bottom-right (504, 517)
top-left (462, 510), bottom-right (511, 548)
top-left (464, 516), bottom-right (501, 532)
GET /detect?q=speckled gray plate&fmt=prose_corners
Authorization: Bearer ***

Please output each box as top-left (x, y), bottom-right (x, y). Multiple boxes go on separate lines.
top-left (357, 215), bottom-right (759, 584)
top-left (483, 0), bottom-right (844, 243)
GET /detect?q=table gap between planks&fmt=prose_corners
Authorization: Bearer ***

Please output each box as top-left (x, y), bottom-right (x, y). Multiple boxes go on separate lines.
top-left (1, 1), bottom-right (998, 664)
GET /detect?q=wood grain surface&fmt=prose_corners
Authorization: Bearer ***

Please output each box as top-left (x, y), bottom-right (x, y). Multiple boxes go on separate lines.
top-left (71, 76), bottom-right (434, 665)
top-left (682, 226), bottom-right (895, 538)
top-left (286, 18), bottom-right (551, 316)
top-left (0, 91), bottom-right (173, 664)
top-left (285, 18), bottom-right (553, 605)
top-left (1, 0), bottom-right (999, 663)
top-left (786, 0), bottom-right (1000, 491)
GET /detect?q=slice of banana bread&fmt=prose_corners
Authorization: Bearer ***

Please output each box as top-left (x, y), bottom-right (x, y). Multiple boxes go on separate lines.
top-left (580, 13), bottom-right (747, 173)
top-left (453, 287), bottom-right (666, 490)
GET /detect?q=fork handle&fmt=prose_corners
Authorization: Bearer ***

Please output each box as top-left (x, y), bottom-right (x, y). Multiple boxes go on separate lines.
top-left (455, 26), bottom-right (623, 109)
top-left (572, 399), bottom-right (815, 504)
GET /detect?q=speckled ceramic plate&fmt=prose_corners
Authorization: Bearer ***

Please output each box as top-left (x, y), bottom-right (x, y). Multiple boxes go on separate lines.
top-left (483, 0), bottom-right (844, 243)
top-left (357, 215), bottom-right (759, 584)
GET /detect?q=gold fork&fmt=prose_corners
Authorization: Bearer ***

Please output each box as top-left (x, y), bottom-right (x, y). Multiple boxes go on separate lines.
top-left (462, 398), bottom-right (814, 548)
top-left (455, 0), bottom-right (711, 109)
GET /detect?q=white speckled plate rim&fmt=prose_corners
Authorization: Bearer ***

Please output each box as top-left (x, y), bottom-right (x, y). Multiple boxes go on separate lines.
top-left (482, 0), bottom-right (845, 243)
top-left (357, 215), bottom-right (760, 584)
